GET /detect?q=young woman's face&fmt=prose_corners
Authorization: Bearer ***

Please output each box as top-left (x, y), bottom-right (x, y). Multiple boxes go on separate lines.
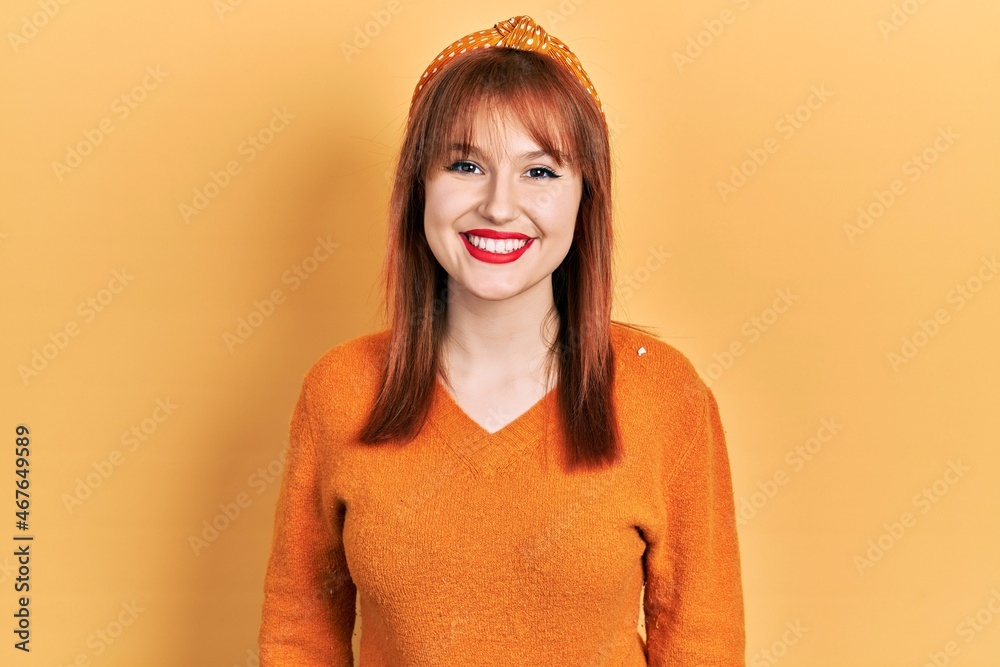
top-left (423, 111), bottom-right (583, 304)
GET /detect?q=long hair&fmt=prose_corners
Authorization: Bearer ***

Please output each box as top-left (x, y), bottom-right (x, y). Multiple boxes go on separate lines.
top-left (358, 46), bottom-right (657, 470)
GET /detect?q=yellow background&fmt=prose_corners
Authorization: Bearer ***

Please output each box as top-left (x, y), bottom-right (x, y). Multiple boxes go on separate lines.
top-left (2, 1), bottom-right (998, 665)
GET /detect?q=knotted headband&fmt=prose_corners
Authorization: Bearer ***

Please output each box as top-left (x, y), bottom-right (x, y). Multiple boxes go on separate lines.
top-left (409, 15), bottom-right (605, 123)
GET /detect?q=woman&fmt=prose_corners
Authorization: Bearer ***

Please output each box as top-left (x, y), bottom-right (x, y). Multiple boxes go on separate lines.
top-left (258, 15), bottom-right (745, 666)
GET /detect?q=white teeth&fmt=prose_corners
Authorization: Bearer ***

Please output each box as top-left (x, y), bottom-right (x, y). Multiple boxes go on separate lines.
top-left (465, 233), bottom-right (528, 254)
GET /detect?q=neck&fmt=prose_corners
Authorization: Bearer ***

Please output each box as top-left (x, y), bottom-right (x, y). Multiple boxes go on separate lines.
top-left (439, 275), bottom-right (559, 388)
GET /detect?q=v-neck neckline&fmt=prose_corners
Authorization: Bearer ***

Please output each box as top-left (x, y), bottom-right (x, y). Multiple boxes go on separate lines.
top-left (428, 375), bottom-right (558, 476)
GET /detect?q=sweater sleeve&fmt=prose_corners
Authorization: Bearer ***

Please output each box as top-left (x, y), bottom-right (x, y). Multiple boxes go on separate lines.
top-left (258, 377), bottom-right (357, 666)
top-left (643, 384), bottom-right (746, 666)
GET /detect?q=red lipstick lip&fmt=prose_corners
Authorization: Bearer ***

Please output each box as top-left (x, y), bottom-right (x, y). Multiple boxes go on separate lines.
top-left (462, 228), bottom-right (533, 240)
top-left (460, 231), bottom-right (533, 264)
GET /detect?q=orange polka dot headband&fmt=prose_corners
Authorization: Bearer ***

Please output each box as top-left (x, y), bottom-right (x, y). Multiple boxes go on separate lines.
top-left (409, 15), bottom-right (605, 123)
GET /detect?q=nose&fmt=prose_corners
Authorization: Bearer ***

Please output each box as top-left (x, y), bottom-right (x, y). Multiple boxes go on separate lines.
top-left (478, 172), bottom-right (520, 225)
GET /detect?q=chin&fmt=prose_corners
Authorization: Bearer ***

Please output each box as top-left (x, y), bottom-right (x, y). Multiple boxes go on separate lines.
top-left (453, 277), bottom-right (527, 302)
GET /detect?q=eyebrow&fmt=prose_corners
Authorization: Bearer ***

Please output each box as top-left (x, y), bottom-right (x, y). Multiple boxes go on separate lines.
top-left (447, 142), bottom-right (556, 162)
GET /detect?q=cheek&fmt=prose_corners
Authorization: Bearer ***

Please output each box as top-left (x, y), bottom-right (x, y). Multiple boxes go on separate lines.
top-left (424, 182), bottom-right (467, 228)
top-left (548, 185), bottom-right (583, 227)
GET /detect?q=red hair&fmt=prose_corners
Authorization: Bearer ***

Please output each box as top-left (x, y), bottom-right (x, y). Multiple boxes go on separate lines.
top-left (358, 46), bottom-right (658, 470)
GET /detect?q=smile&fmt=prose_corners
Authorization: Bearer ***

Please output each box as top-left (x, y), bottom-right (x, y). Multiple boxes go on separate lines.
top-left (464, 232), bottom-right (529, 253)
top-left (460, 232), bottom-right (534, 264)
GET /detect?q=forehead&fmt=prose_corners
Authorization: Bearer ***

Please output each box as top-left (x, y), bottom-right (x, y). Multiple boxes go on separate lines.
top-left (438, 101), bottom-right (573, 164)
top-left (451, 119), bottom-right (545, 157)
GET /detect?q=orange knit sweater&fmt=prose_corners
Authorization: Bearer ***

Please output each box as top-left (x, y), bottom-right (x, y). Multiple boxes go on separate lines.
top-left (258, 322), bottom-right (746, 666)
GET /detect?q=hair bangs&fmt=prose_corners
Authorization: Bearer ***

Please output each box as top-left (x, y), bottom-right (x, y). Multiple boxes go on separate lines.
top-left (417, 49), bottom-right (587, 180)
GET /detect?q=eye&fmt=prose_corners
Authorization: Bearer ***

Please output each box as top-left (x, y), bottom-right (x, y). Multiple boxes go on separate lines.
top-left (445, 160), bottom-right (482, 175)
top-left (526, 167), bottom-right (562, 180)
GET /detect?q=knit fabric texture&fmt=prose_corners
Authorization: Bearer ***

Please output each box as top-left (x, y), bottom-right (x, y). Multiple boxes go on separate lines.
top-left (258, 322), bottom-right (746, 666)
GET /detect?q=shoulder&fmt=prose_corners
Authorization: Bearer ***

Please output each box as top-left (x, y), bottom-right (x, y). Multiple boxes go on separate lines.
top-left (298, 328), bottom-right (390, 414)
top-left (610, 320), bottom-right (711, 440)
top-left (610, 320), bottom-right (707, 400)
top-left (305, 328), bottom-right (389, 381)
